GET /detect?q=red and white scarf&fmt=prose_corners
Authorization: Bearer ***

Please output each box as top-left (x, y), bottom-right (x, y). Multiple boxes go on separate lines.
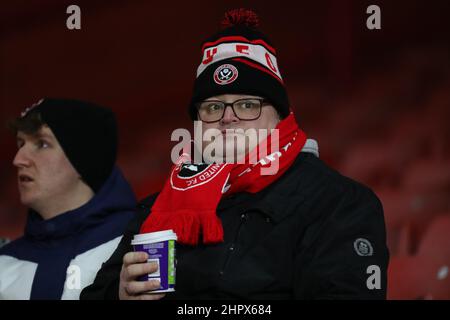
top-left (140, 113), bottom-right (307, 245)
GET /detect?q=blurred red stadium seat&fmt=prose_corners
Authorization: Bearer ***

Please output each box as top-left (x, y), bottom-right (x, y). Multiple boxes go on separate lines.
top-left (402, 158), bottom-right (450, 192)
top-left (376, 186), bottom-right (449, 255)
top-left (339, 142), bottom-right (395, 185)
top-left (388, 214), bottom-right (450, 299)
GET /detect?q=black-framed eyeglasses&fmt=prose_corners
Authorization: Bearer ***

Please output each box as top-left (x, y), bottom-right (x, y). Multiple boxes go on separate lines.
top-left (196, 98), bottom-right (268, 123)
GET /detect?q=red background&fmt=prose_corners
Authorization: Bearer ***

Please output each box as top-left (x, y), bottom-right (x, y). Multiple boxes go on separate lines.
top-left (1, 0), bottom-right (449, 299)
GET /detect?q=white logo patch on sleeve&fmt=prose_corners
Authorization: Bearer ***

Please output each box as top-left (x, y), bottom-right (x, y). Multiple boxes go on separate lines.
top-left (354, 238), bottom-right (374, 256)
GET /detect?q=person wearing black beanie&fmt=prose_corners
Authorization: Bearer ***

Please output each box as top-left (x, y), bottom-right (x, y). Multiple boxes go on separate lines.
top-left (0, 98), bottom-right (137, 299)
top-left (18, 98), bottom-right (118, 193)
top-left (81, 9), bottom-right (388, 300)
top-left (188, 8), bottom-right (290, 121)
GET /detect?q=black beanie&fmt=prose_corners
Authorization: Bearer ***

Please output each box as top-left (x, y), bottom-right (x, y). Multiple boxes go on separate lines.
top-left (189, 8), bottom-right (290, 120)
top-left (20, 98), bottom-right (117, 193)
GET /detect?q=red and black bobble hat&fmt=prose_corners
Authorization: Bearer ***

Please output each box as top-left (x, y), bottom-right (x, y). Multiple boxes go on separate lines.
top-left (188, 8), bottom-right (290, 120)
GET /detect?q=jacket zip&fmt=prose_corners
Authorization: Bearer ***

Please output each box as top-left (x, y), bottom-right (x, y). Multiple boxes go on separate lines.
top-left (219, 212), bottom-right (248, 277)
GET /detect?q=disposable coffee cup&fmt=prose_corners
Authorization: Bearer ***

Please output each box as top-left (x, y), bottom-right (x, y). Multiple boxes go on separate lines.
top-left (131, 229), bottom-right (177, 293)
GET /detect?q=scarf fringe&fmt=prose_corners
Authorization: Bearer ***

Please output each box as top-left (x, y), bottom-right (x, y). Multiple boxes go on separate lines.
top-left (200, 213), bottom-right (224, 244)
top-left (140, 209), bottom-right (223, 245)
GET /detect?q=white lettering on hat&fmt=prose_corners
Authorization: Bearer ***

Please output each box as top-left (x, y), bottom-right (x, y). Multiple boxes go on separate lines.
top-left (197, 42), bottom-right (283, 81)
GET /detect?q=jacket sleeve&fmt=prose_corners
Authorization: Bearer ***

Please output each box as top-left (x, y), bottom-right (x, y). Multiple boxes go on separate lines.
top-left (80, 195), bottom-right (157, 300)
top-left (294, 181), bottom-right (389, 299)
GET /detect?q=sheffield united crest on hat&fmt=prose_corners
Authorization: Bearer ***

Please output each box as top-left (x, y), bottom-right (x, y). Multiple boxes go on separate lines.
top-left (213, 64), bottom-right (238, 85)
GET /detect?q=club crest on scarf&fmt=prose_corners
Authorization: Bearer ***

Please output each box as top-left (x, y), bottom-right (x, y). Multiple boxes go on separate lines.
top-left (170, 162), bottom-right (229, 191)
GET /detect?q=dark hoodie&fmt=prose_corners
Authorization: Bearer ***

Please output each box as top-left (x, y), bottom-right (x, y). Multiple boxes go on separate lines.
top-left (0, 167), bottom-right (136, 300)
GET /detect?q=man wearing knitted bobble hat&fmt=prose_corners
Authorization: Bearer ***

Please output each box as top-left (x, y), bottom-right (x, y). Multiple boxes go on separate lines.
top-left (82, 9), bottom-right (389, 300)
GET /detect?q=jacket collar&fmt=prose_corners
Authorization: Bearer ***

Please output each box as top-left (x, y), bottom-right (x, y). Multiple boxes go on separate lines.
top-left (238, 138), bottom-right (319, 223)
top-left (24, 167), bottom-right (136, 241)
top-left (246, 163), bottom-right (306, 223)
top-left (218, 153), bottom-right (309, 224)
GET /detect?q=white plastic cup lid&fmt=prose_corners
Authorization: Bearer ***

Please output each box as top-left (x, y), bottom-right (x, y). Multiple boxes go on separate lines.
top-left (131, 229), bottom-right (177, 245)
